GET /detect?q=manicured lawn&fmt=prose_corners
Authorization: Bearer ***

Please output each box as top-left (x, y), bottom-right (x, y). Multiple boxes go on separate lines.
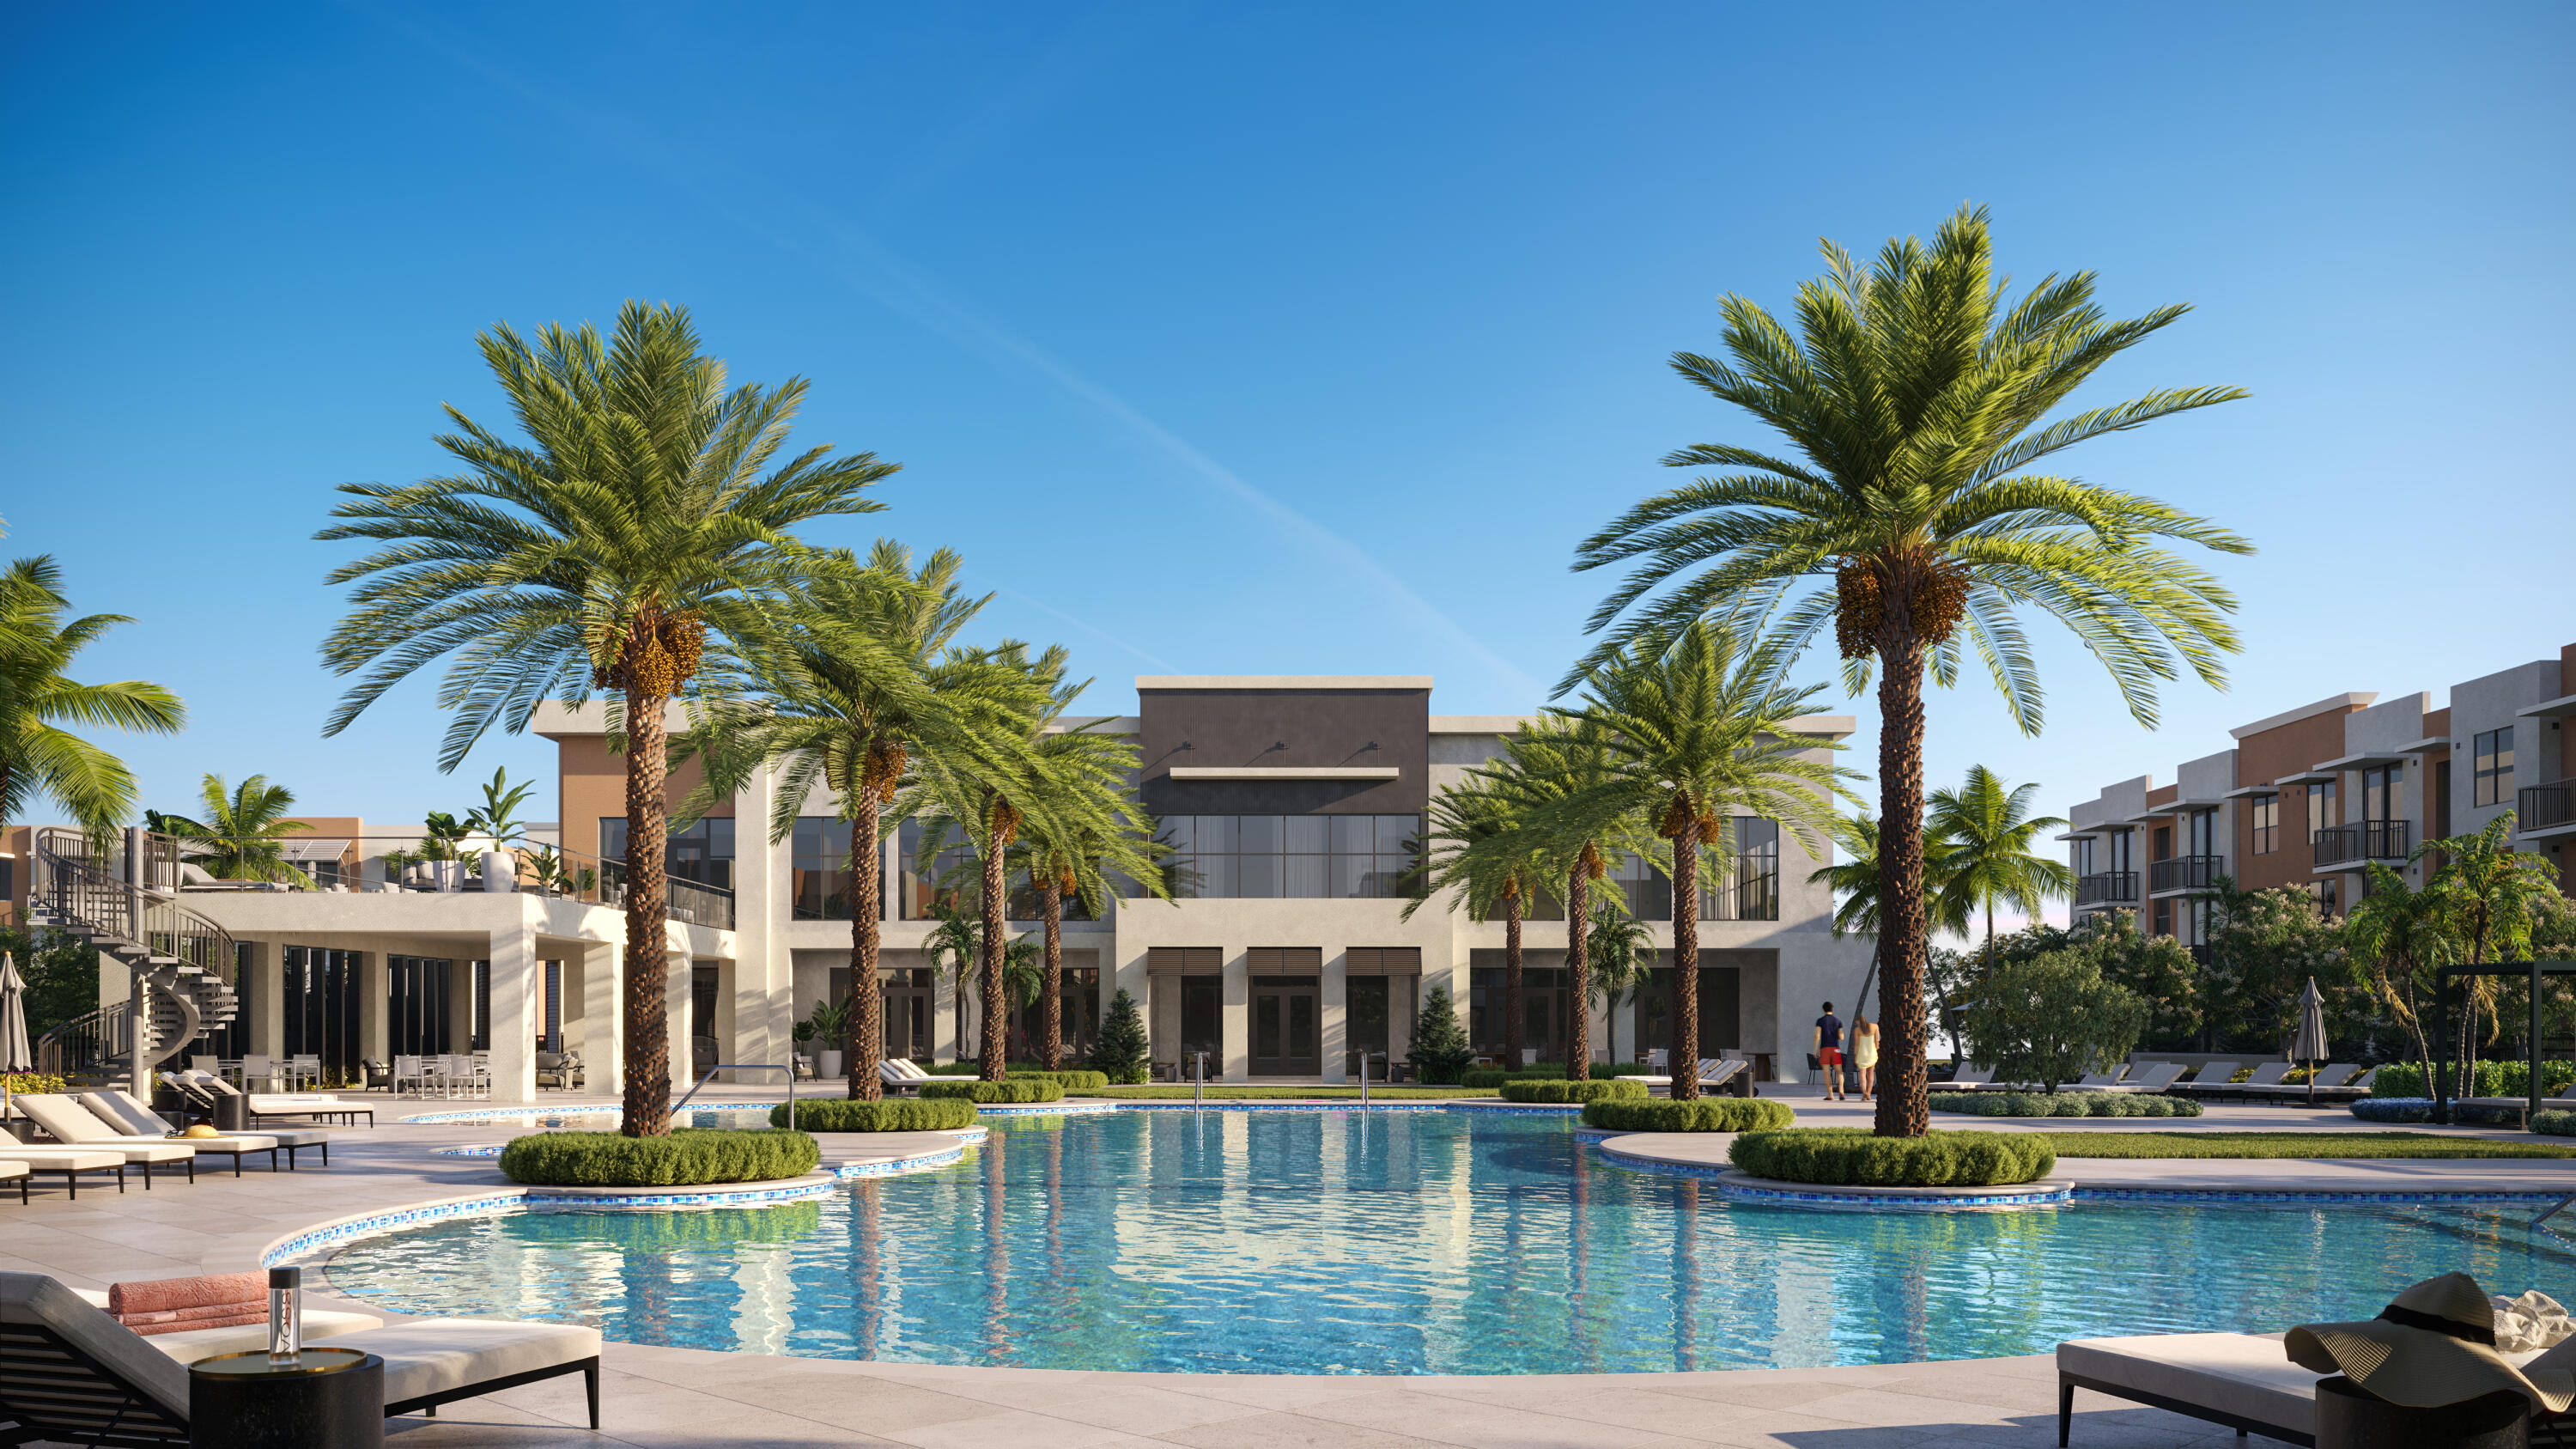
top-left (2044, 1131), bottom-right (2576, 1160)
top-left (1078, 1086), bottom-right (1501, 1100)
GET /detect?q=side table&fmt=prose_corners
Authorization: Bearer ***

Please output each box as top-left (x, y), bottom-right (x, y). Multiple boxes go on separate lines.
top-left (189, 1348), bottom-right (384, 1449)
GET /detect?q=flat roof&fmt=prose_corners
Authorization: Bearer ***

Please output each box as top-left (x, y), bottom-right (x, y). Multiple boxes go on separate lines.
top-left (1136, 676), bottom-right (1433, 691)
top-left (2228, 691), bottom-right (2376, 740)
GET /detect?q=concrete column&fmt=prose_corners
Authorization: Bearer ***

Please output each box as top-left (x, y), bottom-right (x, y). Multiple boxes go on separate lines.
top-left (665, 942), bottom-right (694, 1090)
top-left (446, 953), bottom-right (477, 1055)
top-left (1149, 974), bottom-right (1179, 1066)
top-left (485, 918), bottom-right (539, 1103)
top-left (245, 940), bottom-right (285, 1058)
top-left (1321, 950), bottom-right (1348, 1084)
top-left (933, 963), bottom-right (959, 1065)
top-left (357, 952), bottom-right (389, 1068)
top-left (1221, 949), bottom-right (1249, 1082)
top-left (582, 940), bottom-right (623, 1098)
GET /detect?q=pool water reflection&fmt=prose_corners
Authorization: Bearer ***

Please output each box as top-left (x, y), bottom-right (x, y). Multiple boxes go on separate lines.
top-left (327, 1111), bottom-right (2576, 1374)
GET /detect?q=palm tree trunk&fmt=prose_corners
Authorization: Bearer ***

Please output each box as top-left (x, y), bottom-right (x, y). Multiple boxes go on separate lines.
top-left (1670, 819), bottom-right (1700, 1101)
top-left (848, 758), bottom-right (884, 1103)
top-left (621, 686), bottom-right (672, 1138)
top-left (1041, 879), bottom-right (1064, 1071)
top-left (1873, 634), bottom-right (1929, 1138)
top-left (1566, 865), bottom-right (1591, 1082)
top-left (1504, 886), bottom-right (1525, 1072)
top-left (980, 802), bottom-right (1009, 1081)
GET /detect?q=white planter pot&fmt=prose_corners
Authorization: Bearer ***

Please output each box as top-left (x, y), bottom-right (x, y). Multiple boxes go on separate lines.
top-left (818, 1050), bottom-right (845, 1080)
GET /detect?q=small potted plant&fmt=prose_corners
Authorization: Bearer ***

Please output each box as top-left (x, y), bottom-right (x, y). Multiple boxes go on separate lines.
top-left (805, 998), bottom-right (851, 1080)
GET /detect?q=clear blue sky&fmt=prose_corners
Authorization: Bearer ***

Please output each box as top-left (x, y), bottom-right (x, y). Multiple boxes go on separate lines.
top-left (4, 2), bottom-right (2571, 914)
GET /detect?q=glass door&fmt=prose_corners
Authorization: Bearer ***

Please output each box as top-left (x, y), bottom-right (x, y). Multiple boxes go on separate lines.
top-left (1251, 975), bottom-right (1319, 1075)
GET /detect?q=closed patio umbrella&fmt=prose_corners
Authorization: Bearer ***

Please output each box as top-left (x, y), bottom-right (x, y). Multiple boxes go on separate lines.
top-left (2292, 976), bottom-right (2329, 1109)
top-left (1, 951), bottom-right (33, 1125)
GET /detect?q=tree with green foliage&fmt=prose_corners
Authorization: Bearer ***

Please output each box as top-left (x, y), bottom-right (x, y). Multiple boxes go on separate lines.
top-left (1408, 778), bottom-right (1547, 1070)
top-left (1408, 985), bottom-right (1475, 1086)
top-left (2198, 875), bottom-right (2350, 1053)
top-left (2419, 813), bottom-right (2562, 1096)
top-left (1583, 894), bottom-right (1655, 1036)
top-left (1011, 710), bottom-right (1167, 1071)
top-left (1478, 715), bottom-right (1641, 1079)
top-left (0, 557), bottom-right (185, 837)
top-left (1571, 205), bottom-right (2251, 1134)
top-left (1959, 950), bottom-right (2150, 1093)
top-left (922, 896), bottom-right (982, 1062)
top-left (2063, 909), bottom-right (2202, 1050)
top-left (1551, 623), bottom-right (1851, 1099)
top-left (1088, 989), bottom-right (1151, 1085)
top-left (1927, 765), bottom-right (2073, 967)
top-left (318, 301), bottom-right (897, 1137)
top-left (1811, 813), bottom-right (1967, 1021)
top-left (2341, 861), bottom-right (2448, 1097)
top-left (154, 774), bottom-right (312, 885)
top-left (0, 926), bottom-right (101, 1040)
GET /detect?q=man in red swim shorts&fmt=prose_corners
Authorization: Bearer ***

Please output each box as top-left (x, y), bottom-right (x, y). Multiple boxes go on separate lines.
top-left (1813, 1001), bottom-right (1846, 1101)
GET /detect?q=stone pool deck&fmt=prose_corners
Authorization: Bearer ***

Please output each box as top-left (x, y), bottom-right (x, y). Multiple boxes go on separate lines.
top-left (3, 1085), bottom-right (2533, 1447)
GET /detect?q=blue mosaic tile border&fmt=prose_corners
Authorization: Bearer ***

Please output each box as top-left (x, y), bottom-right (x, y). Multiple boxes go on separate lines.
top-left (832, 1146), bottom-right (966, 1178)
top-left (975, 1101), bottom-right (1122, 1117)
top-left (430, 1144), bottom-right (506, 1158)
top-left (1721, 1178), bottom-right (2073, 1211)
top-left (264, 1191), bottom-right (529, 1266)
top-left (522, 1177), bottom-right (841, 1211)
top-left (1109, 1100), bottom-right (1449, 1113)
top-left (2071, 1185), bottom-right (2576, 1206)
top-left (398, 1102), bottom-right (777, 1125)
top-left (1446, 1103), bottom-right (1586, 1116)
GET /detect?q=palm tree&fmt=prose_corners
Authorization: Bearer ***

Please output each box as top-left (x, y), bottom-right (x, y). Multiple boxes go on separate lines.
top-left (2341, 861), bottom-right (2450, 1099)
top-left (2418, 813), bottom-right (2561, 1097)
top-left (156, 774), bottom-right (313, 885)
top-left (1807, 813), bottom-right (1966, 1024)
top-left (1476, 715), bottom-right (1643, 1079)
top-left (922, 896), bottom-right (982, 1059)
top-left (1583, 894), bottom-right (1655, 1056)
top-left (1012, 723), bottom-right (1167, 1071)
top-left (1552, 623), bottom-right (1851, 1099)
top-left (1406, 779), bottom-right (1548, 1070)
top-left (0, 557), bottom-right (185, 837)
top-left (1570, 206), bottom-right (2251, 1134)
top-left (689, 542), bottom-right (1029, 1099)
top-left (316, 301), bottom-right (897, 1136)
top-left (1926, 766), bottom-right (2074, 968)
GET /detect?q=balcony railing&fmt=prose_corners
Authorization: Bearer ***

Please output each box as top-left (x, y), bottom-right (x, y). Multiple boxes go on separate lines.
top-left (2312, 819), bottom-right (2410, 868)
top-left (2149, 855), bottom-right (2222, 895)
top-left (2521, 779), bottom-right (2576, 835)
top-left (2075, 871), bottom-right (2140, 907)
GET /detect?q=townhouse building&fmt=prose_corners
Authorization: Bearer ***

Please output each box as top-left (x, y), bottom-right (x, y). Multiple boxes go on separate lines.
top-left (2064, 642), bottom-right (2576, 953)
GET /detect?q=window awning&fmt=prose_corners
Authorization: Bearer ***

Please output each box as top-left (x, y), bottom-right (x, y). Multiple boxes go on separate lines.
top-left (2518, 693), bottom-right (2576, 721)
top-left (2221, 785), bottom-right (2279, 800)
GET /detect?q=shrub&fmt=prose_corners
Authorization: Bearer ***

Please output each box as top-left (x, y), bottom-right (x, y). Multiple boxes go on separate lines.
top-left (1728, 1128), bottom-right (2055, 1188)
top-left (1407, 986), bottom-right (1476, 1085)
top-left (1088, 989), bottom-right (1151, 1085)
top-left (2534, 1110), bottom-right (2576, 1137)
top-left (1930, 1092), bottom-right (2201, 1118)
top-left (499, 1129), bottom-right (821, 1187)
top-left (2349, 1097), bottom-right (2433, 1123)
top-left (775, 1098), bottom-right (977, 1132)
top-left (2370, 1061), bottom-right (2576, 1099)
top-left (920, 1079), bottom-right (1066, 1105)
top-left (1017, 1069), bottom-right (1109, 1091)
top-left (1498, 1078), bottom-right (1646, 1104)
top-left (1583, 1098), bottom-right (1794, 1133)
top-left (1959, 953), bottom-right (2148, 1093)
top-left (1, 1072), bottom-right (69, 1096)
top-left (1461, 1065), bottom-right (1579, 1088)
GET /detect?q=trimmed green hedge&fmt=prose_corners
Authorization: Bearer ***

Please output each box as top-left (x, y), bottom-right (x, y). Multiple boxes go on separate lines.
top-left (1499, 1078), bottom-right (1647, 1104)
top-left (2533, 1110), bottom-right (2576, 1137)
top-left (499, 1129), bottom-right (821, 1187)
top-left (1583, 1097), bottom-right (1795, 1133)
top-left (2371, 1060), bottom-right (2576, 1099)
top-left (775, 1098), bottom-right (978, 1132)
top-left (1015, 1070), bottom-right (1109, 1090)
top-left (1930, 1092), bottom-right (2202, 1118)
top-left (919, 1079), bottom-right (1066, 1105)
top-left (1728, 1128), bottom-right (2055, 1187)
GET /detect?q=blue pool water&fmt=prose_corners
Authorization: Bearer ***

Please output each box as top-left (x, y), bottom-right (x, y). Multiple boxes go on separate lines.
top-left (327, 1111), bottom-right (2576, 1374)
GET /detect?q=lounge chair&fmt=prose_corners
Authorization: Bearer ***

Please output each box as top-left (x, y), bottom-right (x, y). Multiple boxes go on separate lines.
top-left (2166, 1061), bottom-right (2239, 1097)
top-left (1943, 1063), bottom-right (1998, 1090)
top-left (164, 1070), bottom-right (374, 1127)
top-left (2304, 1066), bottom-right (2380, 1105)
top-left (69, 1275), bottom-right (383, 1363)
top-left (0, 1272), bottom-right (601, 1444)
top-left (0, 1161), bottom-right (26, 1204)
top-left (2176, 1062), bottom-right (2291, 1102)
top-left (2058, 1329), bottom-right (2575, 1446)
top-left (82, 1089), bottom-right (328, 1170)
top-left (878, 1060), bottom-right (923, 1094)
top-left (0, 1148), bottom-right (128, 1196)
top-left (2241, 1063), bottom-right (2364, 1104)
top-left (7, 1097), bottom-right (205, 1187)
top-left (2064, 1068), bottom-right (2130, 1091)
top-left (2071, 1062), bottom-right (2185, 1094)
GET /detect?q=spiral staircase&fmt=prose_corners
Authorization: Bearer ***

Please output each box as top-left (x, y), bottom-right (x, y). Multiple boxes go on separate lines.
top-left (29, 827), bottom-right (240, 1090)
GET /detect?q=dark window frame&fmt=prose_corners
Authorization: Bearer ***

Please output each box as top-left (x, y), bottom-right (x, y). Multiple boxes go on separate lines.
top-left (2475, 727), bottom-right (2514, 809)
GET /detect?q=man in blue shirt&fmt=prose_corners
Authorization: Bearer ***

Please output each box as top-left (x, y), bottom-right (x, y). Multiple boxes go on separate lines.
top-left (1813, 1002), bottom-right (1845, 1101)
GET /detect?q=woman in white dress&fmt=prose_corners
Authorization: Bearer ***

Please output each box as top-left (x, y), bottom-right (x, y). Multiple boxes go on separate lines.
top-left (1850, 1011), bottom-right (1880, 1099)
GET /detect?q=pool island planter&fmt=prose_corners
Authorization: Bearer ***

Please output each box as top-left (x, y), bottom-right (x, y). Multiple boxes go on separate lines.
top-left (1716, 1170), bottom-right (2075, 1210)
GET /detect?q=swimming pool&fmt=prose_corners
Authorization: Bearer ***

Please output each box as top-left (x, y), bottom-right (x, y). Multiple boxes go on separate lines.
top-left (326, 1111), bottom-right (2576, 1374)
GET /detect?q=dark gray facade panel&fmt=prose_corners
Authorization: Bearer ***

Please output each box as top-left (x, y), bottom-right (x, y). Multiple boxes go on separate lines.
top-left (1137, 687), bottom-right (1430, 814)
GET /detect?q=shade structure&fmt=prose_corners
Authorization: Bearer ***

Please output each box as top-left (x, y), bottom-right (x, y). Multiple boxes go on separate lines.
top-left (0, 952), bottom-right (32, 1075)
top-left (2292, 976), bottom-right (2329, 1107)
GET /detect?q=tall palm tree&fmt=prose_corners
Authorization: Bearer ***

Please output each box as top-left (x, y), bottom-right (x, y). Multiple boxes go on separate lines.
top-left (156, 774), bottom-right (313, 884)
top-left (1478, 715), bottom-right (1643, 1079)
top-left (1013, 722), bottom-right (1167, 1071)
top-left (1570, 206), bottom-right (2251, 1134)
top-left (2341, 861), bottom-right (2450, 1100)
top-left (690, 542), bottom-right (1033, 1100)
top-left (1551, 623), bottom-right (1852, 1099)
top-left (1583, 894), bottom-right (1655, 1056)
top-left (1925, 765), bottom-right (2073, 968)
top-left (0, 557), bottom-right (185, 837)
top-left (2418, 813), bottom-right (2561, 1097)
top-left (1807, 813), bottom-right (1967, 1023)
top-left (922, 896), bottom-right (983, 1061)
top-left (1406, 779), bottom-right (1547, 1070)
top-left (316, 301), bottom-right (896, 1136)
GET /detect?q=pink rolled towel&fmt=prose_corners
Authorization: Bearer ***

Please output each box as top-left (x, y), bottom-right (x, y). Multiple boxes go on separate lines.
top-left (108, 1271), bottom-right (264, 1320)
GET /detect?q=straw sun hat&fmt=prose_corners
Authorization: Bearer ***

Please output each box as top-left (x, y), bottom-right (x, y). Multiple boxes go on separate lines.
top-left (2287, 1272), bottom-right (2576, 1412)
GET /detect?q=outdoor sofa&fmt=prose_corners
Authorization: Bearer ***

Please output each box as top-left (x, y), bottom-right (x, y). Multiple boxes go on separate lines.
top-left (0, 1271), bottom-right (603, 1445)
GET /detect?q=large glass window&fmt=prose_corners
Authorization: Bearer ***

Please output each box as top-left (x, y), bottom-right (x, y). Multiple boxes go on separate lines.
top-left (2307, 780), bottom-right (2339, 836)
top-left (2361, 764), bottom-right (2404, 825)
top-left (2105, 828), bottom-right (2132, 874)
top-left (2248, 795), bottom-right (2278, 855)
top-left (282, 947), bottom-right (361, 1077)
top-left (1164, 814), bottom-right (1419, 899)
top-left (1701, 818), bottom-right (1779, 921)
top-left (2476, 728), bottom-right (2514, 808)
top-left (386, 956), bottom-right (454, 1057)
top-left (792, 816), bottom-right (876, 921)
top-left (598, 816), bottom-right (735, 890)
top-left (894, 819), bottom-right (1095, 922)
top-left (2185, 809), bottom-right (2216, 857)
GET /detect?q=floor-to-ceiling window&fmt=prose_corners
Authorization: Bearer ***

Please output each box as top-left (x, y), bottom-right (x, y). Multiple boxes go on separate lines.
top-left (386, 956), bottom-right (454, 1058)
top-left (282, 947), bottom-right (361, 1078)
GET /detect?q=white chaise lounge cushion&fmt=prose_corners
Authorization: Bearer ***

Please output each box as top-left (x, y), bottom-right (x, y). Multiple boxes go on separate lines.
top-left (2059, 1332), bottom-right (2320, 1434)
top-left (144, 1310), bottom-right (386, 1363)
top-left (313, 1318), bottom-right (601, 1404)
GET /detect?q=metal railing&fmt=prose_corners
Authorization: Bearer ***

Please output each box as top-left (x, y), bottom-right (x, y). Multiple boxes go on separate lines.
top-left (2521, 779), bottom-right (2576, 835)
top-left (2149, 855), bottom-right (2222, 895)
top-left (2075, 871), bottom-right (2140, 907)
top-left (2312, 819), bottom-right (2410, 868)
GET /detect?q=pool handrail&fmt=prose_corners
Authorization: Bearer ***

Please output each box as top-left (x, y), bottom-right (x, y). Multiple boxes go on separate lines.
top-left (674, 1063), bottom-right (795, 1132)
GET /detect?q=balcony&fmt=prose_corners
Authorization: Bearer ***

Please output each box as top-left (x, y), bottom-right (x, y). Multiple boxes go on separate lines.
top-left (2520, 779), bottom-right (2576, 837)
top-left (2312, 819), bottom-right (2410, 868)
top-left (2075, 871), bottom-right (2140, 908)
top-left (2149, 855), bottom-right (2222, 896)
